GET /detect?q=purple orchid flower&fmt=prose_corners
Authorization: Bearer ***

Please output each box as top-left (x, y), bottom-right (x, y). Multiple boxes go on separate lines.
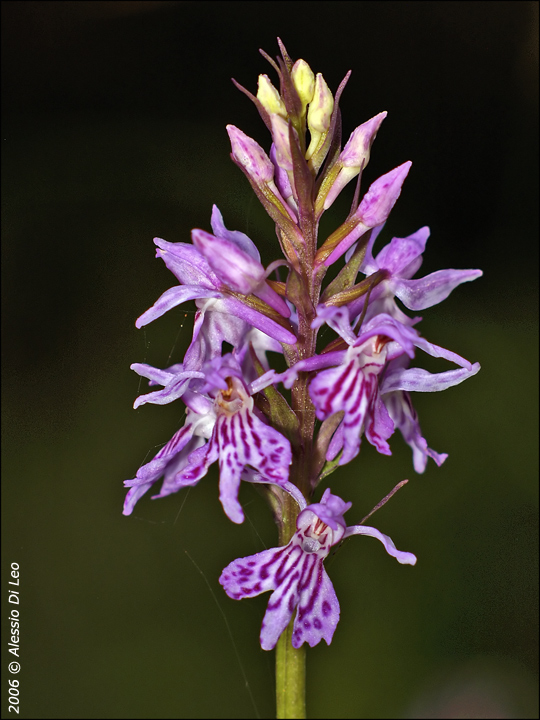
top-left (252, 304), bottom-right (479, 471)
top-left (315, 305), bottom-right (479, 466)
top-left (346, 225), bottom-right (483, 319)
top-left (123, 354), bottom-right (292, 523)
top-left (135, 206), bottom-right (296, 346)
top-left (220, 488), bottom-right (416, 650)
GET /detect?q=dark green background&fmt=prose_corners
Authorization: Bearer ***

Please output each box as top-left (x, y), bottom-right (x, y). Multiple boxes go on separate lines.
top-left (2, 2), bottom-right (538, 718)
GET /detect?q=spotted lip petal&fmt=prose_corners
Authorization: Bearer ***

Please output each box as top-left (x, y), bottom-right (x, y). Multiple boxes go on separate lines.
top-left (220, 518), bottom-right (340, 650)
top-left (309, 341), bottom-right (392, 464)
top-left (175, 376), bottom-right (292, 524)
top-left (220, 489), bottom-right (415, 650)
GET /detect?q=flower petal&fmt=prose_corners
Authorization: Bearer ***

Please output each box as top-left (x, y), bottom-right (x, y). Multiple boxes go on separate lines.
top-left (292, 564), bottom-right (340, 648)
top-left (394, 268), bottom-right (483, 310)
top-left (260, 549), bottom-right (313, 650)
top-left (344, 525), bottom-right (417, 565)
top-left (217, 296), bottom-right (297, 345)
top-left (210, 205), bottom-right (261, 261)
top-left (384, 391), bottom-right (447, 472)
top-left (382, 363), bottom-right (480, 394)
top-left (135, 286), bottom-right (220, 328)
top-left (154, 239), bottom-right (219, 287)
top-left (219, 546), bottom-right (285, 600)
top-left (191, 228), bottom-right (265, 294)
top-left (374, 226), bottom-right (430, 277)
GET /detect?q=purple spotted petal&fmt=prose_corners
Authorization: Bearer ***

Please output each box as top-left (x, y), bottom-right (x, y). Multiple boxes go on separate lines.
top-left (220, 546), bottom-right (286, 601)
top-left (260, 547), bottom-right (312, 650)
top-left (177, 397), bottom-right (292, 524)
top-left (220, 488), bottom-right (416, 650)
top-left (309, 345), bottom-right (388, 464)
top-left (218, 411), bottom-right (292, 523)
top-left (220, 538), bottom-right (339, 650)
top-left (292, 564), bottom-right (340, 649)
top-left (364, 391), bottom-right (394, 455)
top-left (220, 544), bottom-right (299, 650)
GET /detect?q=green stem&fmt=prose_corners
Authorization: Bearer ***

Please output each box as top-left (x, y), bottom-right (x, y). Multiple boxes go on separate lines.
top-left (274, 453), bottom-right (308, 717)
top-left (276, 616), bottom-right (306, 719)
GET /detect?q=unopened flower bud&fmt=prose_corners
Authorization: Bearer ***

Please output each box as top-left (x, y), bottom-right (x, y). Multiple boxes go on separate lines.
top-left (321, 161), bottom-right (412, 266)
top-left (341, 111), bottom-right (387, 168)
top-left (306, 73), bottom-right (334, 160)
top-left (323, 111), bottom-right (387, 210)
top-left (291, 59), bottom-right (315, 114)
top-left (257, 74), bottom-right (287, 118)
top-left (307, 74), bottom-right (334, 133)
top-left (226, 125), bottom-right (275, 184)
top-left (271, 115), bottom-right (294, 171)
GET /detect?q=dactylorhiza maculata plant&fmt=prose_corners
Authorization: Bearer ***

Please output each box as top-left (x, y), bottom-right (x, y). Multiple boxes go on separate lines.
top-left (123, 40), bottom-right (481, 718)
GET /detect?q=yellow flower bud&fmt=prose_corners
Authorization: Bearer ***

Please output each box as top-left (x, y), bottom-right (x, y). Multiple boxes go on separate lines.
top-left (307, 74), bottom-right (334, 134)
top-left (257, 74), bottom-right (287, 118)
top-left (306, 74), bottom-right (334, 160)
top-left (291, 59), bottom-right (315, 113)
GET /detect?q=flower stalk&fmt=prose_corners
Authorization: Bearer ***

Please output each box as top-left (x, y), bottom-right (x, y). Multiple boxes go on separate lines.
top-left (276, 614), bottom-right (306, 719)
